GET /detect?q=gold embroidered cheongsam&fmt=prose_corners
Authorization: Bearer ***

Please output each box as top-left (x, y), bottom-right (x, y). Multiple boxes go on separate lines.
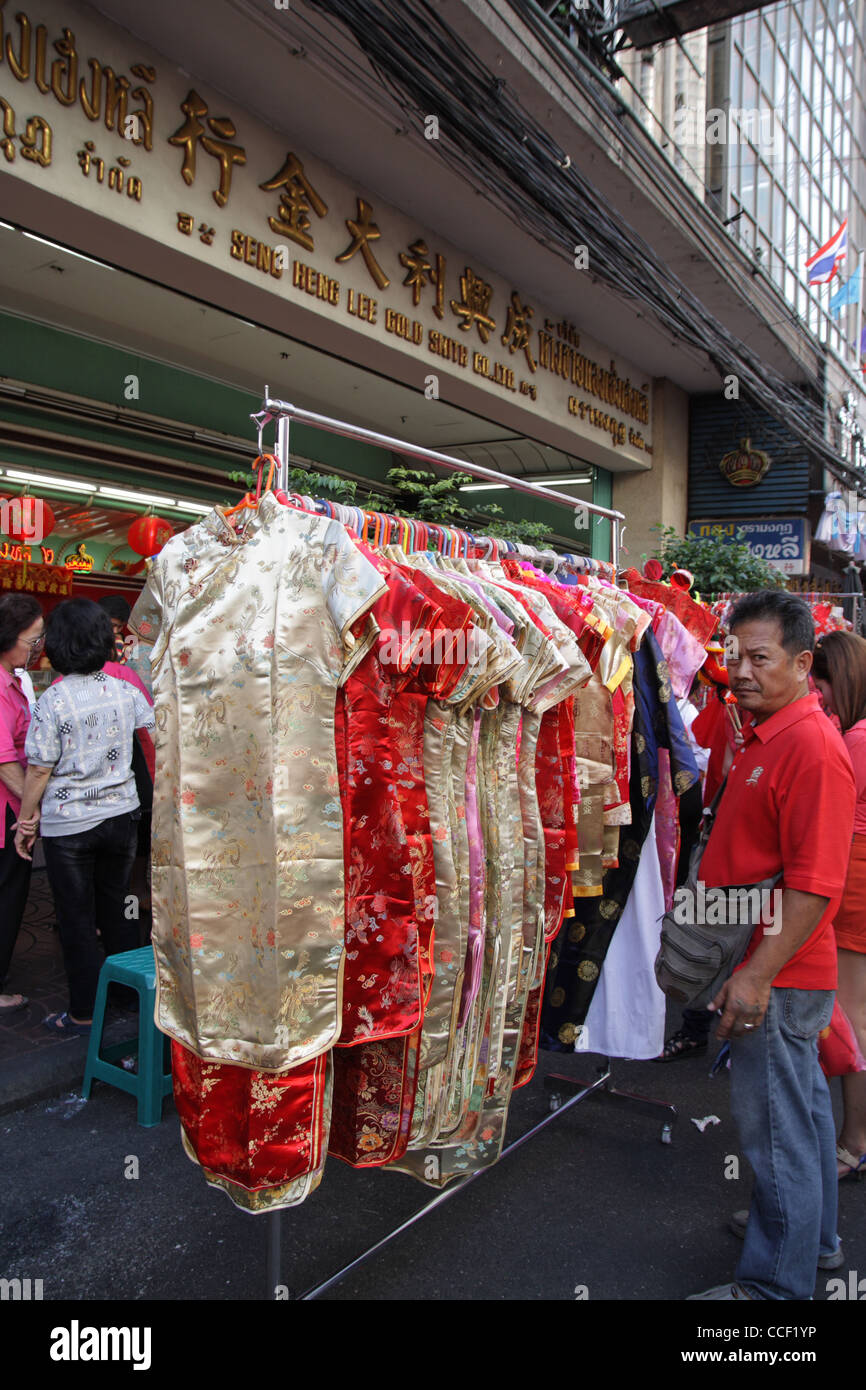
top-left (130, 495), bottom-right (387, 1072)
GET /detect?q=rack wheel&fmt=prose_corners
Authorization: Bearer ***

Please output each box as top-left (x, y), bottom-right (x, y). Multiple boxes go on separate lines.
top-left (549, 1092), bottom-right (563, 1113)
top-left (660, 1122), bottom-right (673, 1145)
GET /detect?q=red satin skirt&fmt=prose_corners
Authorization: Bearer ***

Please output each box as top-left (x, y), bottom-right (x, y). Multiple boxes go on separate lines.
top-left (833, 833), bottom-right (866, 954)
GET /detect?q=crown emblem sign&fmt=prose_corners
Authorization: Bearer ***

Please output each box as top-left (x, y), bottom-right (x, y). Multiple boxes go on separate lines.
top-left (719, 438), bottom-right (771, 487)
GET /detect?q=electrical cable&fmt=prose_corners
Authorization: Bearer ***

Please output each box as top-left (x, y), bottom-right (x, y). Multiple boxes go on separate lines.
top-left (301, 0), bottom-right (862, 487)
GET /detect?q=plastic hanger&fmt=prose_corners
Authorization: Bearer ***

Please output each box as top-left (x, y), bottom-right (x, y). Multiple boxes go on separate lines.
top-left (222, 454), bottom-right (277, 521)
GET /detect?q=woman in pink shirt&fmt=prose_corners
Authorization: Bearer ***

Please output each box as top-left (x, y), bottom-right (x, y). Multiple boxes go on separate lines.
top-left (813, 632), bottom-right (866, 1178)
top-left (0, 593), bottom-right (44, 1013)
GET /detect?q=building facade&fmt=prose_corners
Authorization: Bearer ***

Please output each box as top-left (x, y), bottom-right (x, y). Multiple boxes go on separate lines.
top-left (0, 0), bottom-right (840, 599)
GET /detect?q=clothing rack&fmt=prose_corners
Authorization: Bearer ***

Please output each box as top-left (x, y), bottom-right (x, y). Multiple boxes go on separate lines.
top-left (255, 391), bottom-right (627, 568)
top-left (236, 392), bottom-right (675, 1299)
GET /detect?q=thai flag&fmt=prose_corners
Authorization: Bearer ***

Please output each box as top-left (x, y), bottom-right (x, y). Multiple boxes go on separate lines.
top-left (806, 219), bottom-right (848, 285)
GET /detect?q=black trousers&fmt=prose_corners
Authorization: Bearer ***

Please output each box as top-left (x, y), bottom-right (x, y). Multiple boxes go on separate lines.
top-left (0, 804), bottom-right (32, 989)
top-left (42, 811), bottom-right (139, 1020)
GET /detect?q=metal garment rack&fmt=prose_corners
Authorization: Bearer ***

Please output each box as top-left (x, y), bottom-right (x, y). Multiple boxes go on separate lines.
top-left (252, 392), bottom-right (675, 1299)
top-left (257, 390), bottom-right (626, 565)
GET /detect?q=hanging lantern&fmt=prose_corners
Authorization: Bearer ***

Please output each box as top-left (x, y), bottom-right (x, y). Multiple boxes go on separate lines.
top-left (0, 495), bottom-right (55, 545)
top-left (127, 515), bottom-right (174, 557)
top-left (669, 567), bottom-right (695, 591)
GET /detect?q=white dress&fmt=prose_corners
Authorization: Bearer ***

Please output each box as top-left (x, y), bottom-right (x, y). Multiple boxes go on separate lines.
top-left (583, 809), bottom-right (667, 1059)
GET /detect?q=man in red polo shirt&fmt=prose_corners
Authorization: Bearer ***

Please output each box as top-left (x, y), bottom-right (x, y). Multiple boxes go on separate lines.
top-left (688, 589), bottom-right (855, 1302)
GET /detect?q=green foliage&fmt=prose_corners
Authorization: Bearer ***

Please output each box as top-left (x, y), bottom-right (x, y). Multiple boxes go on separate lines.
top-left (378, 466), bottom-right (474, 524)
top-left (651, 524), bottom-right (787, 596)
top-left (473, 510), bottom-right (556, 546)
top-left (227, 466), bottom-right (358, 504)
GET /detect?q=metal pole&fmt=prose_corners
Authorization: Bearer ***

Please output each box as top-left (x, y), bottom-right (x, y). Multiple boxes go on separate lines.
top-left (276, 416), bottom-right (291, 493)
top-left (297, 1068), bottom-right (610, 1301)
top-left (266, 1210), bottom-right (283, 1300)
top-left (262, 396), bottom-right (625, 527)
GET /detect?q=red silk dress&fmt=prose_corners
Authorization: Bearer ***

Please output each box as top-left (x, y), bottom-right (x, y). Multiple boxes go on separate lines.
top-left (330, 561), bottom-right (478, 1168)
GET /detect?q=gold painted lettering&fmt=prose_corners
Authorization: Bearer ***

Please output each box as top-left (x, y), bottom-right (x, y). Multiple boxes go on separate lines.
top-left (230, 229), bottom-right (245, 261)
top-left (79, 56), bottom-right (101, 119)
top-left (20, 113), bottom-right (50, 165)
top-left (50, 28), bottom-right (77, 106)
top-left (5, 10), bottom-right (31, 82)
top-left (108, 156), bottom-right (130, 191)
top-left (428, 329), bottom-right (467, 368)
top-left (33, 23), bottom-right (48, 92)
top-left (103, 67), bottom-right (129, 135)
top-left (128, 65), bottom-right (154, 150)
top-left (0, 97), bottom-right (15, 162)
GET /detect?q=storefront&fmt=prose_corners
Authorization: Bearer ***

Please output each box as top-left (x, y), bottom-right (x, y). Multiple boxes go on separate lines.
top-left (686, 391), bottom-right (844, 589)
top-left (0, 0), bottom-right (658, 567)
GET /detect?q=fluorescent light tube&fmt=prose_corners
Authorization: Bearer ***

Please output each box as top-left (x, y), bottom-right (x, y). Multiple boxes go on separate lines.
top-left (99, 486), bottom-right (177, 507)
top-left (22, 232), bottom-right (115, 270)
top-left (459, 482), bottom-right (510, 491)
top-left (523, 475), bottom-right (592, 486)
top-left (5, 469), bottom-right (94, 493)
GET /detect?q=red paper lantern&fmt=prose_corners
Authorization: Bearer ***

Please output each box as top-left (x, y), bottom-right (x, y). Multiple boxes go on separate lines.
top-left (128, 515), bottom-right (174, 557)
top-left (0, 495), bottom-right (55, 544)
top-left (669, 567), bottom-right (695, 591)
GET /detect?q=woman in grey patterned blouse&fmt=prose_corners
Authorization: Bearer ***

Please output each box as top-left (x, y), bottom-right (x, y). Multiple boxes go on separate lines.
top-left (15, 600), bottom-right (155, 1037)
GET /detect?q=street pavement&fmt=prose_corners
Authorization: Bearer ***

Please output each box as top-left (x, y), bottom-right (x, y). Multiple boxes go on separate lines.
top-left (2, 1033), bottom-right (865, 1302)
top-left (2, 871), bottom-right (864, 1302)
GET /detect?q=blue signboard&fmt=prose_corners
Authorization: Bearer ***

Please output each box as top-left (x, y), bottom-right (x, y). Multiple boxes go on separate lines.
top-left (687, 518), bottom-right (810, 575)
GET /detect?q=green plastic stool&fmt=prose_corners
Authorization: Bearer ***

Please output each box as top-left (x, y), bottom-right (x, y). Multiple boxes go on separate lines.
top-left (82, 946), bottom-right (172, 1127)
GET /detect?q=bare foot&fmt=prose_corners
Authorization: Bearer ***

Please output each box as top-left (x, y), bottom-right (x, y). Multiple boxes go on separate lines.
top-left (0, 993), bottom-right (26, 1010)
top-left (837, 1139), bottom-right (866, 1178)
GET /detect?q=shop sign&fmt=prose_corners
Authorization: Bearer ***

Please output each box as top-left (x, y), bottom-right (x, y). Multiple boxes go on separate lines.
top-left (63, 542), bottom-right (94, 571)
top-left (687, 518), bottom-right (810, 575)
top-left (0, 540), bottom-right (55, 563)
top-left (0, 0), bottom-right (652, 468)
top-left (718, 438), bottom-right (771, 487)
top-left (0, 558), bottom-right (72, 593)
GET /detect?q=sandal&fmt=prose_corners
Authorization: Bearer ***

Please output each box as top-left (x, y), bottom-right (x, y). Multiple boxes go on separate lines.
top-left (42, 1011), bottom-right (91, 1038)
top-left (653, 1028), bottom-right (708, 1062)
top-left (837, 1144), bottom-right (866, 1180)
top-left (0, 994), bottom-right (29, 1015)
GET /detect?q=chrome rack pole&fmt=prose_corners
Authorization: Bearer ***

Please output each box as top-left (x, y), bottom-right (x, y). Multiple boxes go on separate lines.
top-left (266, 1211), bottom-right (283, 1300)
top-left (261, 396), bottom-right (625, 533)
top-left (296, 1068), bottom-right (610, 1301)
top-left (276, 416), bottom-right (291, 493)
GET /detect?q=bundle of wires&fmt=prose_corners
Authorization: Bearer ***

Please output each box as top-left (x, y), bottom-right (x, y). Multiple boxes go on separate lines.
top-left (303, 0), bottom-right (860, 489)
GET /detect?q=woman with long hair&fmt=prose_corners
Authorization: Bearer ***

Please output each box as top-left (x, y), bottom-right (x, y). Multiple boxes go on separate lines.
top-left (0, 593), bottom-right (44, 1013)
top-left (813, 630), bottom-right (866, 1178)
